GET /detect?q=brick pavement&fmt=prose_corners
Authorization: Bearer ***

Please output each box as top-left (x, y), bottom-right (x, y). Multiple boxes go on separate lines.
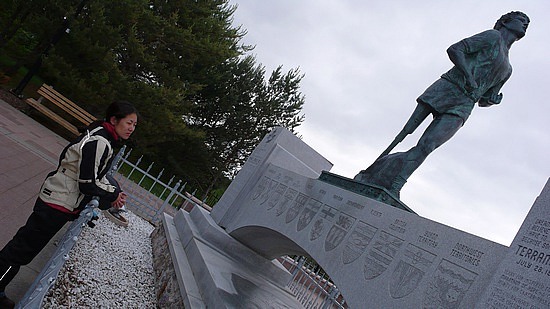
top-left (0, 98), bottom-right (68, 303)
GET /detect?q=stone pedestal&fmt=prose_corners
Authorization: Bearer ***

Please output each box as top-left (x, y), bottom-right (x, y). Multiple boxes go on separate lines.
top-left (319, 170), bottom-right (415, 213)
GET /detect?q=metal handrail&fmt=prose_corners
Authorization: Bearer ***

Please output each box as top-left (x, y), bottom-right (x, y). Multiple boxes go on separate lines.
top-left (16, 198), bottom-right (99, 309)
top-left (15, 146), bottom-right (127, 308)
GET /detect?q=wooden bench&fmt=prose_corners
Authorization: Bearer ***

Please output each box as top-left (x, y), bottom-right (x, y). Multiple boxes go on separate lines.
top-left (25, 84), bottom-right (97, 136)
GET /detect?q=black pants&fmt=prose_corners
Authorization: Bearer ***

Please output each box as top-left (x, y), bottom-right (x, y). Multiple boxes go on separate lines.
top-left (0, 199), bottom-right (76, 292)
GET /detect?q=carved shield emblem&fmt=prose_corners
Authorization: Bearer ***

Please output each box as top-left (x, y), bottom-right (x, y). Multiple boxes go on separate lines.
top-left (342, 221), bottom-right (377, 264)
top-left (423, 259), bottom-right (477, 309)
top-left (389, 244), bottom-right (436, 298)
top-left (258, 179), bottom-right (280, 206)
top-left (364, 231), bottom-right (404, 280)
top-left (325, 212), bottom-right (356, 252)
top-left (297, 199), bottom-right (322, 232)
top-left (251, 176), bottom-right (271, 201)
top-left (266, 183), bottom-right (288, 210)
top-left (285, 193), bottom-right (309, 223)
top-left (275, 188), bottom-right (298, 216)
top-left (310, 205), bottom-right (337, 241)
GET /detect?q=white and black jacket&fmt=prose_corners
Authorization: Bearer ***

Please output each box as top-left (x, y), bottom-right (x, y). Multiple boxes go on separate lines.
top-left (39, 125), bottom-right (121, 212)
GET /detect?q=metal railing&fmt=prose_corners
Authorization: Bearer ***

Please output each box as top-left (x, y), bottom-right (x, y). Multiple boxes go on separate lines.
top-left (111, 145), bottom-right (212, 224)
top-left (15, 199), bottom-right (100, 309)
top-left (282, 256), bottom-right (347, 309)
top-left (14, 145), bottom-right (133, 308)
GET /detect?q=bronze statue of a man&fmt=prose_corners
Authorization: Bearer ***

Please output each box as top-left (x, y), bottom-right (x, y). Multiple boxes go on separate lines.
top-left (355, 11), bottom-right (530, 197)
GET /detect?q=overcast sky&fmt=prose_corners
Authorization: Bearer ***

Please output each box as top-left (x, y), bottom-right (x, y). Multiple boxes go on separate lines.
top-left (229, 0), bottom-right (549, 246)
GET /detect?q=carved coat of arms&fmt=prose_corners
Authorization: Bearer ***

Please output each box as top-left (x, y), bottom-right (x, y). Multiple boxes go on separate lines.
top-left (423, 259), bottom-right (477, 309)
top-left (310, 205), bottom-right (338, 241)
top-left (251, 176), bottom-right (271, 201)
top-left (275, 188), bottom-right (298, 216)
top-left (325, 212), bottom-right (356, 251)
top-left (389, 243), bottom-right (436, 298)
top-left (266, 183), bottom-right (288, 210)
top-left (342, 221), bottom-right (377, 264)
top-left (253, 178), bottom-right (279, 206)
top-left (297, 199), bottom-right (322, 232)
top-left (285, 193), bottom-right (309, 223)
top-left (364, 231), bottom-right (404, 280)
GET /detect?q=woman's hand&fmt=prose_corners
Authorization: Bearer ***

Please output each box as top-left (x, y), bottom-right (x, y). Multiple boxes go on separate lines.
top-left (111, 192), bottom-right (127, 209)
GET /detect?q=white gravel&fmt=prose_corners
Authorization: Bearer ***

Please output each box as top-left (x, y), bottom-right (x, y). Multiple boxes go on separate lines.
top-left (42, 210), bottom-right (157, 308)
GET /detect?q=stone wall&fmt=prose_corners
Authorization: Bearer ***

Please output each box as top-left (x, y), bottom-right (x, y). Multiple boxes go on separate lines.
top-left (151, 223), bottom-right (186, 308)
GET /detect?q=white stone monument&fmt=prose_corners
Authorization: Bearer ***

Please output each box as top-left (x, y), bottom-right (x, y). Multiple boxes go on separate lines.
top-left (158, 127), bottom-right (549, 308)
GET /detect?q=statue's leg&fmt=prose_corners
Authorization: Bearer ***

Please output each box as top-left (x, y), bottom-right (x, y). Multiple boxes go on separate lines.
top-left (397, 113), bottom-right (464, 183)
top-left (377, 104), bottom-right (433, 159)
top-left (357, 103), bottom-right (433, 182)
top-left (356, 108), bottom-right (463, 198)
top-left (402, 104), bottom-right (434, 136)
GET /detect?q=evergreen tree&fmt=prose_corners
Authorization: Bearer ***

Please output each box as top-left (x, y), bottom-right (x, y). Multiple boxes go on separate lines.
top-left (0, 0), bottom-right (74, 76)
top-left (1, 0), bottom-right (306, 197)
top-left (188, 55), bottom-right (305, 194)
top-left (37, 0), bottom-right (248, 185)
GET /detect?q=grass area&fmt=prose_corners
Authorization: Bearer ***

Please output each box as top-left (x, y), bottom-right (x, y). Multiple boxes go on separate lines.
top-left (116, 160), bottom-right (220, 208)
top-left (117, 162), bottom-right (188, 205)
top-left (117, 163), bottom-right (171, 198)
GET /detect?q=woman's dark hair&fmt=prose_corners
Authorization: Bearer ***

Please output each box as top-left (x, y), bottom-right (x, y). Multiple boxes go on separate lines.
top-left (82, 100), bottom-right (139, 133)
top-left (105, 100), bottom-right (140, 122)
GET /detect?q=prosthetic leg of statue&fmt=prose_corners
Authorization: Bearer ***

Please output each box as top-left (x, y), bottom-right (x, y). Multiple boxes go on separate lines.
top-left (355, 104), bottom-right (433, 196)
top-left (356, 105), bottom-right (463, 198)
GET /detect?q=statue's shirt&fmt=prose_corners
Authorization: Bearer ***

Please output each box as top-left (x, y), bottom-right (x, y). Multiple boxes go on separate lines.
top-left (417, 29), bottom-right (512, 121)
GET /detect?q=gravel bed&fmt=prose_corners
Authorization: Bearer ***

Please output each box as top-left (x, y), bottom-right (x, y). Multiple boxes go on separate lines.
top-left (42, 210), bottom-right (157, 308)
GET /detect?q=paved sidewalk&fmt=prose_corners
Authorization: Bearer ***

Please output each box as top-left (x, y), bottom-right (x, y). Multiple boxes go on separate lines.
top-left (0, 98), bottom-right (69, 303)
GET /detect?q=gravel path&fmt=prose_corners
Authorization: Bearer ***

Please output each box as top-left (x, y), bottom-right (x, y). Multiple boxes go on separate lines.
top-left (42, 210), bottom-right (157, 308)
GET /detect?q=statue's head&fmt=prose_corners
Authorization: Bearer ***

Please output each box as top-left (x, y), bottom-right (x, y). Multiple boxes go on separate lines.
top-left (494, 11), bottom-right (530, 39)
